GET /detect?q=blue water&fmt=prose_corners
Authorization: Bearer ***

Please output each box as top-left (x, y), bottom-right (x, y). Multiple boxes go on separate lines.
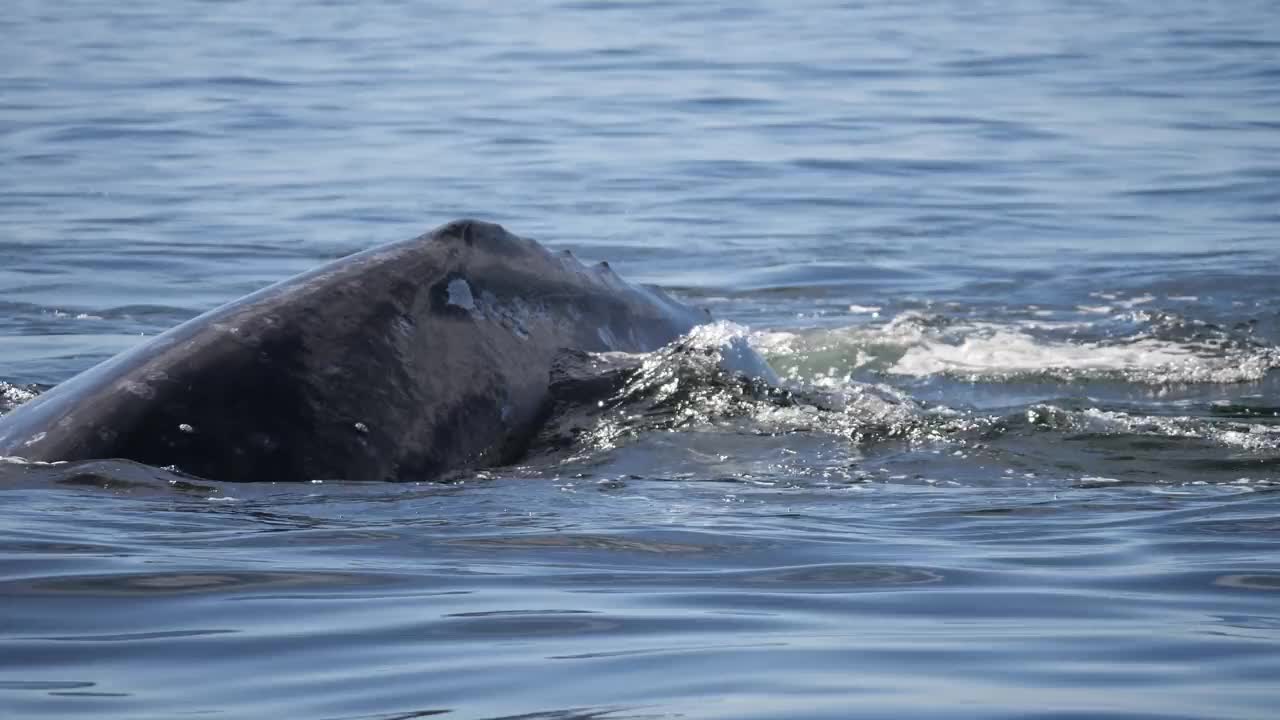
top-left (2, 1), bottom-right (1279, 718)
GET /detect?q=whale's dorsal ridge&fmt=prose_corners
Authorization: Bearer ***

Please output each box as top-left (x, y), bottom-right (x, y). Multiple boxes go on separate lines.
top-left (435, 218), bottom-right (483, 246)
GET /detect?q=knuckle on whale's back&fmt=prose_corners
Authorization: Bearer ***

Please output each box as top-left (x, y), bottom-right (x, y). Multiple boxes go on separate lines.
top-left (431, 219), bottom-right (531, 255)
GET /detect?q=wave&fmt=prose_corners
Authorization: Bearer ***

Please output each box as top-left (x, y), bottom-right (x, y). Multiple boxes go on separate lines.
top-left (757, 310), bottom-right (1279, 385)
top-left (0, 382), bottom-right (41, 416)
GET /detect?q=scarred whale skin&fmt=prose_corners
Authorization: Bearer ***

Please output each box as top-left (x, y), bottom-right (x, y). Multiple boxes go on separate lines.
top-left (0, 220), bottom-right (708, 481)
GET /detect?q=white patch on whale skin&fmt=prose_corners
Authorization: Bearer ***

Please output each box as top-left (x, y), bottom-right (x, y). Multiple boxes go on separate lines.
top-left (121, 381), bottom-right (156, 400)
top-left (477, 290), bottom-right (540, 340)
top-left (211, 322), bottom-right (243, 337)
top-left (23, 431), bottom-right (47, 447)
top-left (447, 278), bottom-right (476, 311)
top-left (597, 325), bottom-right (620, 349)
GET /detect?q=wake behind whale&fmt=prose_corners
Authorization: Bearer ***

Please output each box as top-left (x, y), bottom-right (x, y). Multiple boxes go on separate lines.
top-left (0, 220), bottom-right (729, 482)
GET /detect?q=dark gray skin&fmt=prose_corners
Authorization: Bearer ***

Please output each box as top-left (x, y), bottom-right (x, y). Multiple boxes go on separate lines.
top-left (0, 220), bottom-right (708, 481)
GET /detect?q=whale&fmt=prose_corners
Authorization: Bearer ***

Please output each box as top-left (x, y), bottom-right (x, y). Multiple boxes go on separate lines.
top-left (0, 220), bottom-right (710, 482)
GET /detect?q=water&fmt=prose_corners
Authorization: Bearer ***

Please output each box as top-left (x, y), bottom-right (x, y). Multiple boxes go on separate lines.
top-left (2, 0), bottom-right (1279, 717)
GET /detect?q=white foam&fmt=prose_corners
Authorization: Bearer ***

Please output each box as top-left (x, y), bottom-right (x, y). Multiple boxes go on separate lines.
top-left (893, 330), bottom-right (1276, 383)
top-left (684, 322), bottom-right (780, 385)
top-left (761, 312), bottom-right (1278, 385)
top-left (1046, 405), bottom-right (1280, 452)
top-left (1115, 294), bottom-right (1156, 308)
top-left (894, 332), bottom-right (1182, 376)
top-left (1, 382), bottom-right (38, 408)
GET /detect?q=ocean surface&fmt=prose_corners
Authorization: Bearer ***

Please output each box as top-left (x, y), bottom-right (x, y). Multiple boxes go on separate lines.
top-left (3, 1), bottom-right (1279, 718)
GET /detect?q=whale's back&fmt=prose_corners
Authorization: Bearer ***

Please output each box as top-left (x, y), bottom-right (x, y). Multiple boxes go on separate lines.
top-left (0, 220), bottom-right (708, 481)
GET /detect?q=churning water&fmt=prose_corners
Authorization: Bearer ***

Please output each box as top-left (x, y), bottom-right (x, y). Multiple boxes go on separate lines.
top-left (2, 1), bottom-right (1279, 718)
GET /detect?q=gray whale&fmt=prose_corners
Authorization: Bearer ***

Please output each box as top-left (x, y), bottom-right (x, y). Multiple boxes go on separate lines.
top-left (0, 220), bottom-right (709, 481)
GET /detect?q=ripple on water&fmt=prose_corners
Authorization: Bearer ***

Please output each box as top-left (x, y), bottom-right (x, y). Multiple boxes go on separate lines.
top-left (0, 570), bottom-right (395, 597)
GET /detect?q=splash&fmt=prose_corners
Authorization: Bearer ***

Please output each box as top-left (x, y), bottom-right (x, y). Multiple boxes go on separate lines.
top-left (0, 382), bottom-right (40, 416)
top-left (890, 330), bottom-right (1276, 383)
top-left (1023, 403), bottom-right (1280, 452)
top-left (532, 323), bottom-right (980, 462)
top-left (760, 311), bottom-right (1280, 384)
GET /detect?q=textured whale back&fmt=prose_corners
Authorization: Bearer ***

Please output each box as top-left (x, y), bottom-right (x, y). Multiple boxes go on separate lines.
top-left (0, 220), bottom-right (708, 481)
